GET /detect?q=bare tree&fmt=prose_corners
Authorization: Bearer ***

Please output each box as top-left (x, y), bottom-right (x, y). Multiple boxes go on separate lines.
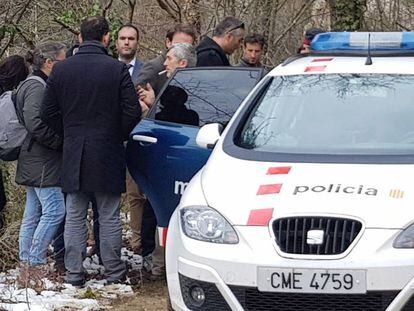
top-left (327, 0), bottom-right (367, 31)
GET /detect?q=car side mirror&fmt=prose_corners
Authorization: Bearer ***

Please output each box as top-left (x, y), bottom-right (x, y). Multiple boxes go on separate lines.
top-left (196, 123), bottom-right (223, 149)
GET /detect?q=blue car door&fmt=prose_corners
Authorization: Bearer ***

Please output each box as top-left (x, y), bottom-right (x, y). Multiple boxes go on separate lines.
top-left (126, 67), bottom-right (262, 227)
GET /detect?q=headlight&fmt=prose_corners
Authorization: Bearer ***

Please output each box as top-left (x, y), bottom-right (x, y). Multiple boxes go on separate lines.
top-left (180, 206), bottom-right (239, 244)
top-left (394, 224), bottom-right (414, 248)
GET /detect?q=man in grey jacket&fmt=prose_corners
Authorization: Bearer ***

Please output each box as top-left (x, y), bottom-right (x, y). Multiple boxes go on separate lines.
top-left (136, 24), bottom-right (196, 96)
top-left (132, 24), bottom-right (196, 273)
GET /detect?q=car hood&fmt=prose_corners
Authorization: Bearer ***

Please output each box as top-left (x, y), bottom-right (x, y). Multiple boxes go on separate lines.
top-left (201, 151), bottom-right (414, 229)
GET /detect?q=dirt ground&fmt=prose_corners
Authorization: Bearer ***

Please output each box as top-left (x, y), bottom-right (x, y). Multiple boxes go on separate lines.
top-left (111, 279), bottom-right (169, 311)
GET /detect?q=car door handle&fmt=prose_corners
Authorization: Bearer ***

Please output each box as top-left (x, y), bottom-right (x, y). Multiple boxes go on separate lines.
top-left (132, 134), bottom-right (158, 144)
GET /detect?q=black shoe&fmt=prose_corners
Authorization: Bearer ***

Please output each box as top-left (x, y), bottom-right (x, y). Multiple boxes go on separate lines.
top-left (65, 278), bottom-right (85, 287)
top-left (142, 269), bottom-right (166, 282)
top-left (106, 277), bottom-right (126, 285)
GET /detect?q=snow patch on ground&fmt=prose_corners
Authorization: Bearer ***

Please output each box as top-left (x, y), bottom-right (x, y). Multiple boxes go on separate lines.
top-left (0, 247), bottom-right (142, 311)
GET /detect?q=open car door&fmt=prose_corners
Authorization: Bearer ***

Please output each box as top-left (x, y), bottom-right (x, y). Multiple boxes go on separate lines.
top-left (126, 67), bottom-right (262, 227)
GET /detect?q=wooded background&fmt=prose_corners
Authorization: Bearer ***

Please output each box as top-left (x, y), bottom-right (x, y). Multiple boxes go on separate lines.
top-left (2, 0), bottom-right (414, 67)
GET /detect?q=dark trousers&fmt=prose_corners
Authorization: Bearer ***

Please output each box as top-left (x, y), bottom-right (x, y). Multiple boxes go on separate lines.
top-left (65, 191), bottom-right (125, 283)
top-left (53, 197), bottom-right (99, 263)
top-left (141, 201), bottom-right (156, 257)
top-left (0, 170), bottom-right (6, 230)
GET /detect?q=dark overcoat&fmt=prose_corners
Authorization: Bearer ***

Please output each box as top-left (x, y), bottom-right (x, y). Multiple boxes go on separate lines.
top-left (41, 41), bottom-right (141, 194)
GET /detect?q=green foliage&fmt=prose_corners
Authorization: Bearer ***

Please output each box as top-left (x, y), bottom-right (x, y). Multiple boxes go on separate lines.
top-left (54, 0), bottom-right (125, 56)
top-left (108, 15), bottom-right (123, 57)
top-left (81, 287), bottom-right (100, 299)
top-left (56, 9), bottom-right (77, 26)
top-left (329, 0), bottom-right (367, 31)
top-left (91, 3), bottom-right (102, 16)
top-left (0, 25), bottom-right (18, 37)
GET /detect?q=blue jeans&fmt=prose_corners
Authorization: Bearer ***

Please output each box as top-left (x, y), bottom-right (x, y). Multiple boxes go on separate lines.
top-left (19, 187), bottom-right (65, 266)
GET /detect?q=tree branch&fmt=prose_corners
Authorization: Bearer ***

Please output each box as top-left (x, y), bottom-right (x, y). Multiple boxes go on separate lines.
top-left (156, 0), bottom-right (180, 21)
top-left (53, 17), bottom-right (79, 35)
top-left (128, 0), bottom-right (136, 23)
top-left (272, 0), bottom-right (316, 47)
top-left (102, 0), bottom-right (114, 18)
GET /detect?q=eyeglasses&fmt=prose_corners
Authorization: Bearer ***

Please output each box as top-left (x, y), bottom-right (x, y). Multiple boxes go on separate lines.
top-left (226, 22), bottom-right (245, 34)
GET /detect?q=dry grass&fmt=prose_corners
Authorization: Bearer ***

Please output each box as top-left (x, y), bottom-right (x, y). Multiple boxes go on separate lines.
top-left (0, 220), bottom-right (20, 270)
top-left (0, 161), bottom-right (25, 271)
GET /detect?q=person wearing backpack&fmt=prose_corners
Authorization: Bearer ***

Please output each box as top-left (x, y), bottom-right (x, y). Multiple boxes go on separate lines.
top-left (15, 42), bottom-right (66, 285)
top-left (0, 55), bottom-right (29, 230)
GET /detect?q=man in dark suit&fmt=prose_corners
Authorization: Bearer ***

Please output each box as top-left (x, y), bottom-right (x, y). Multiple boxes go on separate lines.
top-left (116, 24), bottom-right (143, 86)
top-left (41, 16), bottom-right (141, 286)
top-left (116, 23), bottom-right (147, 256)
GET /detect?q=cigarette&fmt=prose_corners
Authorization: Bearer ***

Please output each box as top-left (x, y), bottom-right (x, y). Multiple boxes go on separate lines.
top-left (158, 70), bottom-right (167, 76)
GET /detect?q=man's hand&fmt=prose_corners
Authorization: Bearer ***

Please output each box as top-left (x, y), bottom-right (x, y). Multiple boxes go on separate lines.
top-left (137, 83), bottom-right (155, 108)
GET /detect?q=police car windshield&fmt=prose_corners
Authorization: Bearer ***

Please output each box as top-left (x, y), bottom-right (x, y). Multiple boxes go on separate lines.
top-left (238, 74), bottom-right (414, 155)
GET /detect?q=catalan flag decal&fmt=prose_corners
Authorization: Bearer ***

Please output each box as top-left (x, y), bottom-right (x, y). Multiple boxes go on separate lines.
top-left (389, 189), bottom-right (404, 199)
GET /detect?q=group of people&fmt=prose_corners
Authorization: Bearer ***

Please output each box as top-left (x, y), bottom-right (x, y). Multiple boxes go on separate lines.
top-left (0, 14), bottom-right (316, 287)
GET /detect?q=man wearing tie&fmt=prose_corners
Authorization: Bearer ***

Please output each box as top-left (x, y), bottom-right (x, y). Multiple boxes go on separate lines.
top-left (116, 24), bottom-right (147, 257)
top-left (116, 24), bottom-right (143, 86)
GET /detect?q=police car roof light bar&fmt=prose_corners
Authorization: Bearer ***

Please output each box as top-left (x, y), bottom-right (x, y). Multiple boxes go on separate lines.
top-left (311, 32), bottom-right (414, 51)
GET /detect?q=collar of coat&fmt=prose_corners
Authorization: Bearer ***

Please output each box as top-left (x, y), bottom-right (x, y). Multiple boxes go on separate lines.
top-left (77, 40), bottom-right (108, 55)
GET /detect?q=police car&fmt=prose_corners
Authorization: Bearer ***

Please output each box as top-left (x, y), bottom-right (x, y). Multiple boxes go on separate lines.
top-left (166, 32), bottom-right (414, 310)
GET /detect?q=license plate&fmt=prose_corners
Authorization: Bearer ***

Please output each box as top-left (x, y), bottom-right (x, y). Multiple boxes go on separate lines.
top-left (257, 268), bottom-right (366, 294)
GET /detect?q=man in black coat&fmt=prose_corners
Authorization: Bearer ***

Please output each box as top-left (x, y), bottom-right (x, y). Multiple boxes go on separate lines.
top-left (41, 16), bottom-right (141, 286)
top-left (196, 16), bottom-right (245, 67)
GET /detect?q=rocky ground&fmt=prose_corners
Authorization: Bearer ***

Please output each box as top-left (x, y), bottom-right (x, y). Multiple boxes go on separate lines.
top-left (0, 248), bottom-right (169, 311)
top-left (111, 280), bottom-right (168, 311)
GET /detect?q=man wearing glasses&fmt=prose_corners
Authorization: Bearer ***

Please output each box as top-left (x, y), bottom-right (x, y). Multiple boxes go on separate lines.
top-left (196, 16), bottom-right (245, 66)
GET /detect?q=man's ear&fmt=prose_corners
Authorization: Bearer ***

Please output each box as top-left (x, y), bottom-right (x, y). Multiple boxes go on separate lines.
top-left (165, 38), bottom-right (172, 49)
top-left (78, 33), bottom-right (83, 44)
top-left (179, 59), bottom-right (188, 69)
top-left (102, 32), bottom-right (111, 47)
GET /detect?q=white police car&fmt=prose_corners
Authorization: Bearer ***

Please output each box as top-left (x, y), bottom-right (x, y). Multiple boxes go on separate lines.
top-left (166, 32), bottom-right (414, 311)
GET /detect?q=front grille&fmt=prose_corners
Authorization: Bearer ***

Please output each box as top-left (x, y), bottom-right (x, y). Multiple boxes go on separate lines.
top-left (229, 286), bottom-right (399, 311)
top-left (179, 273), bottom-right (231, 311)
top-left (272, 216), bottom-right (362, 255)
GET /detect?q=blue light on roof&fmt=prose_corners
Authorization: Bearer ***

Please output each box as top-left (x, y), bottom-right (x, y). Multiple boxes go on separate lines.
top-left (311, 32), bottom-right (414, 51)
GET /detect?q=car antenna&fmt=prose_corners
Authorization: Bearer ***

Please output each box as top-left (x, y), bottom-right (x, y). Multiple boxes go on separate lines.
top-left (365, 33), bottom-right (373, 65)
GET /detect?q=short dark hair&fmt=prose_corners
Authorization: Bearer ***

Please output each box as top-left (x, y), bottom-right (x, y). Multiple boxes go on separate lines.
top-left (166, 24), bottom-right (196, 42)
top-left (213, 16), bottom-right (244, 37)
top-left (118, 23), bottom-right (140, 41)
top-left (305, 28), bottom-right (324, 41)
top-left (80, 16), bottom-right (110, 42)
top-left (0, 55), bottom-right (28, 93)
top-left (244, 33), bottom-right (266, 49)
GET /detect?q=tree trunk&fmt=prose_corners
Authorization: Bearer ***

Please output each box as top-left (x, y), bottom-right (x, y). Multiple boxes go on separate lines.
top-left (328, 0), bottom-right (367, 31)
